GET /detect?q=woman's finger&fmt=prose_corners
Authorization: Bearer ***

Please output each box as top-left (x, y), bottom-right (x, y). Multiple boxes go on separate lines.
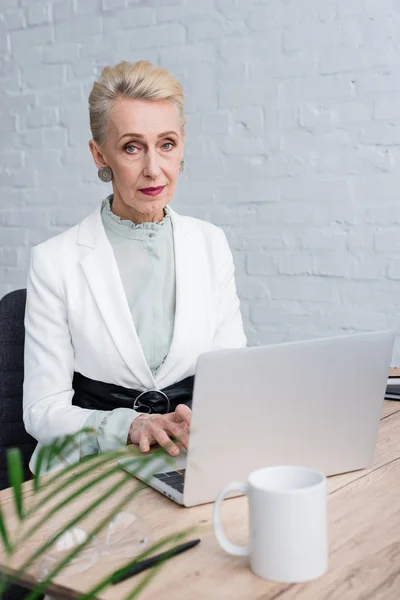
top-left (151, 425), bottom-right (180, 456)
top-left (164, 419), bottom-right (189, 450)
top-left (174, 404), bottom-right (192, 427)
top-left (139, 434), bottom-right (151, 453)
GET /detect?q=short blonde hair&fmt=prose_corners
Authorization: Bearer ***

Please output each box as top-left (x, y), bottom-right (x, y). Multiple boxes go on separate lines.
top-left (88, 60), bottom-right (186, 146)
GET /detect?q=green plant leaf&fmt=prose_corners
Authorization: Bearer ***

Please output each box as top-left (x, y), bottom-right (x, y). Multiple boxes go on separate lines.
top-left (26, 446), bottom-right (165, 520)
top-left (0, 501), bottom-right (12, 555)
top-left (79, 529), bottom-right (194, 600)
top-left (6, 449), bottom-right (24, 520)
top-left (21, 472), bottom-right (143, 600)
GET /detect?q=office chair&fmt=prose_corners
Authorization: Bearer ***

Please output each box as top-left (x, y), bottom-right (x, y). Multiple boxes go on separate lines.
top-left (0, 289), bottom-right (42, 600)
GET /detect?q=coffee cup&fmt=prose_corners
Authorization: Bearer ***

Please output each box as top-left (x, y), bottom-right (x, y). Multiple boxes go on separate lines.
top-left (213, 465), bottom-right (328, 583)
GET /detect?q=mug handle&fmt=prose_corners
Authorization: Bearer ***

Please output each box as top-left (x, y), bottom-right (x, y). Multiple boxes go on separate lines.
top-left (213, 482), bottom-right (249, 556)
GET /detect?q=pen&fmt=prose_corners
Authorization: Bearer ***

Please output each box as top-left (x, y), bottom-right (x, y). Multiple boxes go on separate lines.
top-left (111, 538), bottom-right (201, 584)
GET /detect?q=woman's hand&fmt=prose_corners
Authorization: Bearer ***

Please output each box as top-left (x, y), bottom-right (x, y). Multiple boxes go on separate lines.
top-left (128, 404), bottom-right (191, 456)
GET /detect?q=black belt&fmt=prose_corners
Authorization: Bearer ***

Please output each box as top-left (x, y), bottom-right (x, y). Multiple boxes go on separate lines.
top-left (72, 372), bottom-right (195, 414)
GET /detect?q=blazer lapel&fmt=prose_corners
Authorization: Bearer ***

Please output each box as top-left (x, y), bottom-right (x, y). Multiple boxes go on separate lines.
top-left (78, 203), bottom-right (156, 390)
top-left (154, 207), bottom-right (194, 385)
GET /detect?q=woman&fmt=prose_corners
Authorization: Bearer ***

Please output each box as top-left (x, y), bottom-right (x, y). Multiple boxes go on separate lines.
top-left (23, 60), bottom-right (247, 476)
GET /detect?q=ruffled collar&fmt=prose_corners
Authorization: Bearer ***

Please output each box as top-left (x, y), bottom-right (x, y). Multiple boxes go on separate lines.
top-left (101, 194), bottom-right (172, 240)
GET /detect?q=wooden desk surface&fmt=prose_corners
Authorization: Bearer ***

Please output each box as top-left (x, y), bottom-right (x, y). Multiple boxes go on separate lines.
top-left (1, 401), bottom-right (400, 600)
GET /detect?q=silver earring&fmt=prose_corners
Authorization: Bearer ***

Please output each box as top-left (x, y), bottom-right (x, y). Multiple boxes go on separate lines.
top-left (179, 159), bottom-right (185, 173)
top-left (98, 166), bottom-right (113, 182)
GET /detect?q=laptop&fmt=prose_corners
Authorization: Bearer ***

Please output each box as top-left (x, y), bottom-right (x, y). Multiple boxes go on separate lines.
top-left (119, 330), bottom-right (395, 507)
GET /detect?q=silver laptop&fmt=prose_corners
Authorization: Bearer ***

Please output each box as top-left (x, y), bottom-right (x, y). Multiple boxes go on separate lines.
top-left (119, 330), bottom-right (394, 507)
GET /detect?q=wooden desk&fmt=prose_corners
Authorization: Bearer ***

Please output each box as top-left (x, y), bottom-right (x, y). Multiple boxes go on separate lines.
top-left (1, 401), bottom-right (400, 600)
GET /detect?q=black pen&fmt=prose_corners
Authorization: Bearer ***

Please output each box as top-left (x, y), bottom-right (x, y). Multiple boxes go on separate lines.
top-left (111, 538), bottom-right (201, 584)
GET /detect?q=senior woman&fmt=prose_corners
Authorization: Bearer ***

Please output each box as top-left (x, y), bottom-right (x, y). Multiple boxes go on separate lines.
top-left (23, 59), bottom-right (247, 476)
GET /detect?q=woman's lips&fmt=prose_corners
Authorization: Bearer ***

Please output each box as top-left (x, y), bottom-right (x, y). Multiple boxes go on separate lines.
top-left (139, 186), bottom-right (165, 196)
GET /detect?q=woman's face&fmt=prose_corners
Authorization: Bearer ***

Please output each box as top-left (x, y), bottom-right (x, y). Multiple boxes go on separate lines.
top-left (89, 97), bottom-right (185, 222)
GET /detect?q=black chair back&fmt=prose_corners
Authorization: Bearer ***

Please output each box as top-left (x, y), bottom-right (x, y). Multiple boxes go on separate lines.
top-left (0, 289), bottom-right (36, 491)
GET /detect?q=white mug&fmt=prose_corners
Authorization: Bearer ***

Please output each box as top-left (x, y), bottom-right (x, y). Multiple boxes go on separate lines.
top-left (213, 465), bottom-right (328, 583)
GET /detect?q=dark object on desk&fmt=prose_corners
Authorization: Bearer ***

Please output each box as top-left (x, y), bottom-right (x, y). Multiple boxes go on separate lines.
top-left (111, 538), bottom-right (201, 584)
top-left (385, 384), bottom-right (400, 400)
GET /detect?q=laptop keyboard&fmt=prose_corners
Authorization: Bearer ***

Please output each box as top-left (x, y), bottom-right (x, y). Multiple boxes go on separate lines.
top-left (154, 469), bottom-right (186, 494)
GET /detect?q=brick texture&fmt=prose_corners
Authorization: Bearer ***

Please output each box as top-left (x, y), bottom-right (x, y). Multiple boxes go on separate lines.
top-left (1, 0), bottom-right (400, 361)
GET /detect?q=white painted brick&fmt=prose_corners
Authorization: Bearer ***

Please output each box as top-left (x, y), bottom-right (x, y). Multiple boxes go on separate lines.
top-left (201, 111), bottom-right (231, 135)
top-left (355, 72), bottom-right (400, 95)
top-left (337, 101), bottom-right (372, 122)
top-left (54, 15), bottom-right (102, 43)
top-left (27, 2), bottom-right (50, 26)
top-left (155, 0), bottom-right (215, 23)
top-left (388, 259), bottom-right (400, 280)
top-left (282, 76), bottom-right (353, 106)
top-left (0, 208), bottom-right (48, 227)
top-left (103, 7), bottom-right (155, 33)
top-left (130, 24), bottom-right (187, 51)
top-left (0, 152), bottom-right (23, 169)
top-left (0, 0), bottom-right (18, 8)
top-left (23, 65), bottom-right (65, 89)
top-left (215, 0), bottom-right (250, 21)
top-left (52, 1), bottom-right (75, 21)
top-left (313, 253), bottom-right (353, 277)
top-left (2, 9), bottom-right (26, 30)
top-left (283, 22), bottom-right (362, 52)
top-left (374, 230), bottom-right (400, 253)
top-left (1, 93), bottom-right (36, 112)
top-left (38, 85), bottom-right (82, 107)
top-left (278, 253), bottom-right (313, 276)
top-left (267, 276), bottom-right (338, 303)
top-left (24, 149), bottom-right (61, 169)
top-left (299, 229), bottom-right (347, 252)
top-left (351, 256), bottom-right (388, 280)
top-left (0, 114), bottom-right (16, 132)
top-left (102, 0), bottom-right (125, 9)
top-left (364, 204), bottom-right (400, 225)
top-left (42, 42), bottom-right (79, 64)
top-left (246, 253), bottom-right (276, 276)
top-left (0, 228), bottom-right (27, 246)
top-left (9, 24), bottom-right (52, 50)
top-left (159, 42), bottom-right (214, 66)
top-left (359, 122), bottom-right (400, 146)
top-left (218, 83), bottom-right (278, 110)
top-left (12, 169), bottom-right (37, 188)
top-left (25, 107), bottom-right (58, 129)
top-left (335, 0), bottom-right (366, 19)
top-left (75, 0), bottom-right (101, 14)
top-left (0, 250), bottom-right (18, 267)
top-left (232, 106), bottom-right (263, 131)
top-left (27, 227), bottom-right (64, 246)
top-left (220, 135), bottom-right (264, 155)
top-left (187, 19), bottom-right (224, 42)
top-left (43, 128), bottom-right (67, 149)
top-left (320, 46), bottom-right (390, 75)
top-left (19, 130), bottom-right (44, 149)
top-left (298, 104), bottom-right (335, 128)
top-left (374, 93), bottom-right (400, 120)
top-left (320, 306), bottom-right (388, 331)
top-left (2, 267), bottom-right (29, 286)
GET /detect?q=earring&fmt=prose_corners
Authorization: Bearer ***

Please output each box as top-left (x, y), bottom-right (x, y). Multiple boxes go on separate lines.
top-left (98, 166), bottom-right (113, 182)
top-left (179, 159), bottom-right (185, 173)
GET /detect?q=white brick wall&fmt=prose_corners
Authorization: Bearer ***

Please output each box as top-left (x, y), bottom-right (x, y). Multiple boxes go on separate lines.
top-left (2, 0), bottom-right (400, 362)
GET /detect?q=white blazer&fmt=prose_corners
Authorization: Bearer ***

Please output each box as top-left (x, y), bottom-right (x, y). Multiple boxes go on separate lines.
top-left (23, 201), bottom-right (247, 469)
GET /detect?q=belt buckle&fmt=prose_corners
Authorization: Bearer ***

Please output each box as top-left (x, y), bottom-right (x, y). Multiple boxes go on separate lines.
top-left (133, 389), bottom-right (170, 414)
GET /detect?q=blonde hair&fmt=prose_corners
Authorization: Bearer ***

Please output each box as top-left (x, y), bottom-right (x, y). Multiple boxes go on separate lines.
top-left (88, 60), bottom-right (186, 146)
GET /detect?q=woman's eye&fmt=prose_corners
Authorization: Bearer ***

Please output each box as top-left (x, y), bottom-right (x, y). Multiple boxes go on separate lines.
top-left (125, 145), bottom-right (137, 154)
top-left (162, 142), bottom-right (175, 150)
